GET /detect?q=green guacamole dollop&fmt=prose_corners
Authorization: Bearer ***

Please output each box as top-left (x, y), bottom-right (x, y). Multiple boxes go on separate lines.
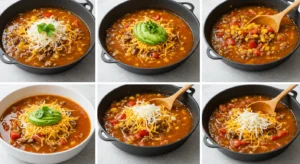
top-left (134, 21), bottom-right (167, 45)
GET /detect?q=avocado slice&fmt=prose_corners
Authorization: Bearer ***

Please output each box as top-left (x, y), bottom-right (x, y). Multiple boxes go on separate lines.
top-left (133, 21), bottom-right (167, 45)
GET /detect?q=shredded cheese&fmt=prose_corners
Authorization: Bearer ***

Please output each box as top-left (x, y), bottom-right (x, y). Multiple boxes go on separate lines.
top-left (225, 108), bottom-right (281, 147)
top-left (118, 100), bottom-right (176, 141)
top-left (26, 18), bottom-right (66, 50)
top-left (18, 102), bottom-right (78, 147)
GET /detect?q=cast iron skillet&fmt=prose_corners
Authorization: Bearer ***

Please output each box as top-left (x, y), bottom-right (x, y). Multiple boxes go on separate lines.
top-left (99, 0), bottom-right (200, 75)
top-left (0, 0), bottom-right (95, 74)
top-left (204, 0), bottom-right (300, 71)
top-left (98, 85), bottom-right (200, 156)
top-left (202, 85), bottom-right (300, 161)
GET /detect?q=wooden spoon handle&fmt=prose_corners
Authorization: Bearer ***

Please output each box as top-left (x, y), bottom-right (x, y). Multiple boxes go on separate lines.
top-left (170, 84), bottom-right (193, 100)
top-left (279, 0), bottom-right (300, 17)
top-left (273, 84), bottom-right (298, 103)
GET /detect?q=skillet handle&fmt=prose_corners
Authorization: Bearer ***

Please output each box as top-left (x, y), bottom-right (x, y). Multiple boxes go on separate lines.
top-left (203, 135), bottom-right (221, 148)
top-left (207, 47), bottom-right (223, 60)
top-left (80, 0), bottom-right (94, 13)
top-left (179, 2), bottom-right (195, 13)
top-left (290, 90), bottom-right (298, 99)
top-left (98, 129), bottom-right (116, 141)
top-left (0, 52), bottom-right (17, 64)
top-left (101, 51), bottom-right (118, 63)
top-left (187, 87), bottom-right (196, 96)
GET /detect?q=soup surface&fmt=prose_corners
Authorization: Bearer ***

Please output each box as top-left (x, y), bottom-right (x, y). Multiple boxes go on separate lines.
top-left (103, 93), bottom-right (193, 146)
top-left (209, 95), bottom-right (297, 154)
top-left (105, 9), bottom-right (193, 68)
top-left (2, 8), bottom-right (90, 67)
top-left (211, 6), bottom-right (298, 64)
top-left (0, 95), bottom-right (90, 153)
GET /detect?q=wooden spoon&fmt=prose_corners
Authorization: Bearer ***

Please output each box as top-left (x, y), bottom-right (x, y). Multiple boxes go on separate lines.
top-left (248, 84), bottom-right (298, 114)
top-left (149, 84), bottom-right (193, 109)
top-left (247, 0), bottom-right (300, 33)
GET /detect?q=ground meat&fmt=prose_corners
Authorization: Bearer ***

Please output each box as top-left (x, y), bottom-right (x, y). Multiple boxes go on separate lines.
top-left (46, 50), bottom-right (54, 57)
top-left (45, 60), bottom-right (53, 67)
top-left (17, 138), bottom-right (28, 144)
top-left (38, 54), bottom-right (46, 61)
top-left (70, 121), bottom-right (77, 128)
top-left (123, 32), bottom-right (132, 43)
top-left (131, 48), bottom-right (137, 55)
top-left (59, 101), bottom-right (66, 105)
top-left (27, 138), bottom-right (34, 144)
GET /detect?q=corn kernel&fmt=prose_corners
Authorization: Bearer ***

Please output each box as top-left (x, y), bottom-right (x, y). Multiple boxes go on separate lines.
top-left (49, 10), bottom-right (53, 13)
top-left (270, 34), bottom-right (275, 38)
top-left (136, 94), bottom-right (140, 97)
top-left (129, 96), bottom-right (135, 100)
top-left (265, 46), bottom-right (270, 51)
top-left (253, 34), bottom-right (258, 38)
top-left (111, 108), bottom-right (118, 113)
top-left (71, 141), bottom-right (76, 146)
top-left (175, 127), bottom-right (179, 130)
top-left (180, 47), bottom-right (184, 51)
top-left (260, 36), bottom-right (266, 42)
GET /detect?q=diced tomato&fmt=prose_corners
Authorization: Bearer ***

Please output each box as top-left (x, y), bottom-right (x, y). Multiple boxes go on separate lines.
top-left (72, 20), bottom-right (79, 27)
top-left (38, 133), bottom-right (45, 137)
top-left (109, 119), bottom-right (119, 125)
top-left (218, 128), bottom-right (227, 135)
top-left (231, 139), bottom-right (247, 148)
top-left (219, 105), bottom-right (228, 112)
top-left (61, 138), bottom-right (67, 145)
top-left (227, 38), bottom-right (235, 45)
top-left (241, 30), bottom-right (248, 35)
top-left (253, 49), bottom-right (261, 56)
top-left (32, 134), bottom-right (42, 143)
top-left (250, 29), bottom-right (259, 35)
top-left (248, 40), bottom-right (258, 48)
top-left (231, 22), bottom-right (240, 27)
top-left (134, 133), bottom-right (142, 140)
top-left (154, 15), bottom-right (161, 21)
top-left (227, 103), bottom-right (235, 108)
top-left (123, 24), bottom-right (129, 28)
top-left (10, 132), bottom-right (20, 140)
top-left (257, 43), bottom-right (263, 50)
top-left (278, 130), bottom-right (288, 138)
top-left (215, 113), bottom-right (224, 118)
top-left (267, 26), bottom-right (275, 33)
top-left (152, 52), bottom-right (160, 59)
top-left (271, 135), bottom-right (280, 141)
top-left (138, 130), bottom-right (149, 138)
top-left (216, 32), bottom-right (224, 38)
top-left (43, 12), bottom-right (53, 18)
top-left (127, 100), bottom-right (136, 107)
top-left (117, 113), bottom-right (126, 120)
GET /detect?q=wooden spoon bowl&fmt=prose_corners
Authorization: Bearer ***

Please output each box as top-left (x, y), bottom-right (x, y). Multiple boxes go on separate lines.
top-left (149, 84), bottom-right (193, 109)
top-left (248, 0), bottom-right (300, 33)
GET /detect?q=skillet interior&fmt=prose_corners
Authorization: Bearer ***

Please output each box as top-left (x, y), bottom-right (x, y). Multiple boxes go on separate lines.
top-left (98, 85), bottom-right (200, 156)
top-left (0, 0), bottom-right (95, 71)
top-left (202, 85), bottom-right (300, 161)
top-left (205, 0), bottom-right (300, 49)
top-left (99, 0), bottom-right (199, 66)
